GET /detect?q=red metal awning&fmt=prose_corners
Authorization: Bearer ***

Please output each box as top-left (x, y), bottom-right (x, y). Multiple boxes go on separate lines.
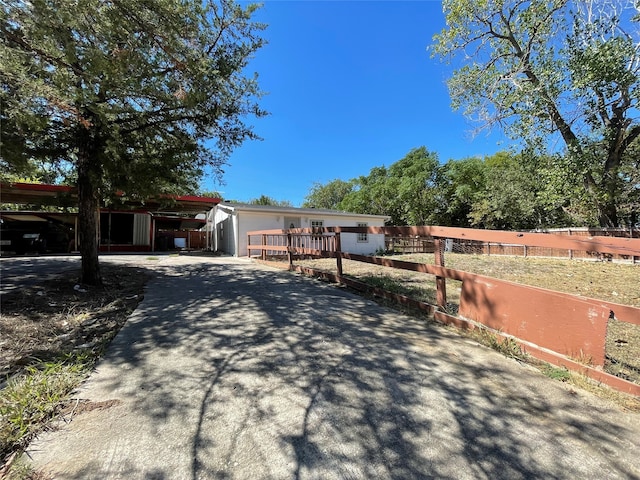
top-left (0, 182), bottom-right (221, 213)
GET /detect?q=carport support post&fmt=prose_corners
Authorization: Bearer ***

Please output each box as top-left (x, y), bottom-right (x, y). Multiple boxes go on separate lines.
top-left (151, 217), bottom-right (156, 252)
top-left (434, 237), bottom-right (447, 310)
top-left (74, 216), bottom-right (78, 252)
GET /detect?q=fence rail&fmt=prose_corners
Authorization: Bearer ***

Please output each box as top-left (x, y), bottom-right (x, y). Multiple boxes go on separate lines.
top-left (385, 236), bottom-right (435, 254)
top-left (384, 227), bottom-right (639, 261)
top-left (247, 225), bottom-right (640, 396)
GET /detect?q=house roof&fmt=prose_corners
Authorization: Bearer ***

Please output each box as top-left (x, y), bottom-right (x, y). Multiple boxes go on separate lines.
top-left (0, 182), bottom-right (75, 206)
top-left (217, 202), bottom-right (390, 220)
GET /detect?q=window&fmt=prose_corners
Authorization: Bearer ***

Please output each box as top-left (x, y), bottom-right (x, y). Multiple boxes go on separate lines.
top-left (357, 222), bottom-right (368, 242)
top-left (311, 220), bottom-right (324, 243)
top-left (100, 212), bottom-right (134, 245)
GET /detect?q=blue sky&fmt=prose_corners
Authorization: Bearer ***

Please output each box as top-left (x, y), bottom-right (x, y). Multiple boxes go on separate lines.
top-left (203, 1), bottom-right (509, 205)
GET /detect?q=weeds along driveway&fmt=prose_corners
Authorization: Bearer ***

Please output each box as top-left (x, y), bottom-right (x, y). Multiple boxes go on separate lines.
top-left (27, 255), bottom-right (640, 480)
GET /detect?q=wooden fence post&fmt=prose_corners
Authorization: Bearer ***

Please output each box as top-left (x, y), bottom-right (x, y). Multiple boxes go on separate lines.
top-left (434, 237), bottom-right (447, 310)
top-left (568, 228), bottom-right (573, 260)
top-left (335, 230), bottom-right (343, 277)
top-left (262, 234), bottom-right (267, 261)
top-left (287, 232), bottom-right (293, 270)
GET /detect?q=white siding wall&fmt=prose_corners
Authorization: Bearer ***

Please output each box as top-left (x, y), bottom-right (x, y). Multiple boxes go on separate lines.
top-left (237, 212), bottom-right (285, 256)
top-left (212, 206), bottom-right (387, 257)
top-left (241, 213), bottom-right (385, 257)
top-left (310, 215), bottom-right (385, 255)
top-left (213, 207), bottom-right (236, 255)
top-left (340, 232), bottom-right (385, 255)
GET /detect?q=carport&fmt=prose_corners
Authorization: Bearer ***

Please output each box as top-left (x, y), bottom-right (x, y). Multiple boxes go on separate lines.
top-left (0, 182), bottom-right (220, 253)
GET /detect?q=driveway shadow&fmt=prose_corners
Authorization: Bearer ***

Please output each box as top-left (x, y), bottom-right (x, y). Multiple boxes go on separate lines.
top-left (28, 258), bottom-right (640, 480)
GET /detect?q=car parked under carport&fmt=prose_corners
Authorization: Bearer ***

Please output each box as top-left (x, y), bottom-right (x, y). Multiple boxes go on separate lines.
top-left (0, 214), bottom-right (74, 255)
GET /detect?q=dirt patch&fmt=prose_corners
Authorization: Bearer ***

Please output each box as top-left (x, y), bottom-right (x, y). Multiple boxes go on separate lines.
top-left (0, 264), bottom-right (149, 381)
top-left (59, 398), bottom-right (122, 417)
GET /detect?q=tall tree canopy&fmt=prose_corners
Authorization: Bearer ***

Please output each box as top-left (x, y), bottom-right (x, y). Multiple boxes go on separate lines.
top-left (437, 156), bottom-right (487, 227)
top-left (339, 166), bottom-right (398, 222)
top-left (302, 179), bottom-right (354, 210)
top-left (464, 151), bottom-right (564, 229)
top-left (1, 0), bottom-right (266, 284)
top-left (308, 147), bottom-right (574, 229)
top-left (339, 147), bottom-right (441, 226)
top-left (386, 146), bottom-right (442, 226)
top-left (248, 195), bottom-right (292, 207)
top-left (433, 0), bottom-right (640, 227)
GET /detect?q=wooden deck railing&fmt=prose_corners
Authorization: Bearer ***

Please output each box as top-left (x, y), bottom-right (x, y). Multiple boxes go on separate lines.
top-left (247, 226), bottom-right (640, 396)
top-left (247, 228), bottom-right (338, 261)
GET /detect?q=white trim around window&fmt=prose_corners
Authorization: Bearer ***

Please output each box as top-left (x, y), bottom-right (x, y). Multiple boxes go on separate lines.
top-left (357, 222), bottom-right (368, 242)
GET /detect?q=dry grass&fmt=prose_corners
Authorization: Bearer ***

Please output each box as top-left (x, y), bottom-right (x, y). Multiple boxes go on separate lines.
top-left (0, 265), bottom-right (148, 380)
top-left (0, 265), bottom-right (148, 474)
top-left (300, 253), bottom-right (640, 307)
top-left (405, 253), bottom-right (640, 307)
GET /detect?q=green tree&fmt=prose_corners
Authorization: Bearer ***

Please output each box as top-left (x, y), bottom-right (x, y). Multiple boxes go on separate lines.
top-left (618, 144), bottom-right (640, 227)
top-left (468, 151), bottom-right (571, 230)
top-left (339, 147), bottom-right (441, 226)
top-left (0, 159), bottom-right (62, 185)
top-left (468, 152), bottom-right (538, 229)
top-left (432, 0), bottom-right (640, 227)
top-left (1, 0), bottom-right (266, 284)
top-left (387, 146), bottom-right (441, 225)
top-left (302, 179), bottom-right (354, 210)
top-left (249, 195), bottom-right (292, 207)
top-left (339, 166), bottom-right (402, 224)
top-left (544, 141), bottom-right (640, 227)
top-left (438, 156), bottom-right (487, 227)
top-left (436, 150), bottom-right (573, 229)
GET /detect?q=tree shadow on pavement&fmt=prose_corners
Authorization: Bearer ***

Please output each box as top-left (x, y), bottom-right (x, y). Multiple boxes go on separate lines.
top-left (31, 258), bottom-right (640, 480)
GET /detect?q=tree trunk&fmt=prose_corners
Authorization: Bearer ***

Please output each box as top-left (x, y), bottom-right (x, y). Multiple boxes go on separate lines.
top-left (582, 164), bottom-right (620, 228)
top-left (77, 135), bottom-right (102, 286)
top-left (597, 158), bottom-right (621, 228)
top-left (596, 192), bottom-right (619, 228)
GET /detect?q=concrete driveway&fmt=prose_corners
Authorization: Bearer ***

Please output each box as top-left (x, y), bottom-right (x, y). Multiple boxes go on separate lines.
top-left (22, 255), bottom-right (640, 479)
top-left (0, 255), bottom-right (80, 295)
top-left (0, 253), bottom-right (167, 295)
